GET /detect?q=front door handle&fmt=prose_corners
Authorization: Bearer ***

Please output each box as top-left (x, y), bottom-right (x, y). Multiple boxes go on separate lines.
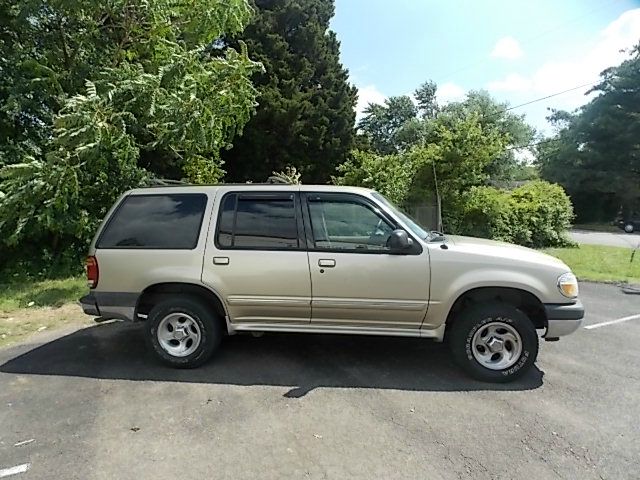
top-left (318, 259), bottom-right (336, 268)
top-left (213, 257), bottom-right (230, 265)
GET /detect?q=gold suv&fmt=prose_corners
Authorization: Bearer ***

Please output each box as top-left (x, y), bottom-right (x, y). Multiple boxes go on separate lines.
top-left (80, 185), bottom-right (583, 382)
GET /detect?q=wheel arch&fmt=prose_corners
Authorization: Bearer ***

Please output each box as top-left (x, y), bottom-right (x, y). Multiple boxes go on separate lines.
top-left (444, 287), bottom-right (547, 336)
top-left (136, 282), bottom-right (229, 332)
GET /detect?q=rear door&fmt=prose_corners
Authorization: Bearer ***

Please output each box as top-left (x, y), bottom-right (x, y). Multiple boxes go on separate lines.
top-left (303, 193), bottom-right (430, 331)
top-left (201, 190), bottom-right (311, 325)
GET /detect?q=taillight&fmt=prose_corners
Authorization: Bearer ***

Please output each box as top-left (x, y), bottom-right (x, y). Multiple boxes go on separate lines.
top-left (86, 256), bottom-right (99, 288)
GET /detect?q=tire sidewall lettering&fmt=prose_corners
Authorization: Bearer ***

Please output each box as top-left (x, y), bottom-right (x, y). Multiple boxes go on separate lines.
top-left (464, 314), bottom-right (528, 376)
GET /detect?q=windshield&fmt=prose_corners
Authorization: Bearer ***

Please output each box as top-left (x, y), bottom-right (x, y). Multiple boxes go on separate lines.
top-left (371, 192), bottom-right (431, 240)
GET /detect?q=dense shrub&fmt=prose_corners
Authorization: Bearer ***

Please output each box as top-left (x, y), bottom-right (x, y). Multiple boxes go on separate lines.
top-left (455, 186), bottom-right (514, 242)
top-left (458, 181), bottom-right (574, 248)
top-left (334, 150), bottom-right (414, 205)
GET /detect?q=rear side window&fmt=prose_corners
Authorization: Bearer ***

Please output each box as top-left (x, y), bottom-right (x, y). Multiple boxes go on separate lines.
top-left (98, 194), bottom-right (207, 249)
top-left (216, 194), bottom-right (299, 249)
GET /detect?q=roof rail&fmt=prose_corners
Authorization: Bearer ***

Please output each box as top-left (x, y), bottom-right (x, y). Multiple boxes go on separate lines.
top-left (140, 180), bottom-right (296, 188)
top-left (147, 178), bottom-right (191, 186)
top-left (265, 176), bottom-right (291, 185)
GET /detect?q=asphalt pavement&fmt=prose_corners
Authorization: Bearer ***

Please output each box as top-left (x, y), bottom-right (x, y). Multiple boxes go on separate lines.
top-left (1, 282), bottom-right (639, 479)
top-left (569, 229), bottom-right (640, 248)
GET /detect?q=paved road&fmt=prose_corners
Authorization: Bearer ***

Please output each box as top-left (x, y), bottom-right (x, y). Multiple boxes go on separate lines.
top-left (569, 229), bottom-right (640, 248)
top-left (1, 283), bottom-right (639, 480)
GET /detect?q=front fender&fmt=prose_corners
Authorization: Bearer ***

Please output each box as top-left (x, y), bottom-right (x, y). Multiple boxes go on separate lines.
top-left (423, 268), bottom-right (550, 329)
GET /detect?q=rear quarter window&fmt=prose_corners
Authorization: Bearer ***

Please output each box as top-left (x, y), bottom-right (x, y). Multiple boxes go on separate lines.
top-left (97, 193), bottom-right (208, 249)
top-left (215, 193), bottom-right (299, 249)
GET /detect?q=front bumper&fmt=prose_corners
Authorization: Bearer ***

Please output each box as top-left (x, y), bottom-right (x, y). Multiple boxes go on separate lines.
top-left (544, 299), bottom-right (584, 338)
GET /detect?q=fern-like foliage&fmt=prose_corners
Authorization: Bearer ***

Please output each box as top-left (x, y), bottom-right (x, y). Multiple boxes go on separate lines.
top-left (0, 0), bottom-right (261, 274)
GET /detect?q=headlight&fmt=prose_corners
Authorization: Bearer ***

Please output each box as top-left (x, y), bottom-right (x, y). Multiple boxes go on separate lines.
top-left (557, 272), bottom-right (579, 298)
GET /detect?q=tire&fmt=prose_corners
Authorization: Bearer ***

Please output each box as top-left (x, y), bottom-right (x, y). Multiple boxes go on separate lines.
top-left (449, 302), bottom-right (538, 383)
top-left (146, 295), bottom-right (222, 368)
top-left (624, 223), bottom-right (634, 233)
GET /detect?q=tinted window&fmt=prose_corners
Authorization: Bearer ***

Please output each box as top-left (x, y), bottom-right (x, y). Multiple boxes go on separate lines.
top-left (308, 199), bottom-right (394, 251)
top-left (216, 194), bottom-right (298, 249)
top-left (98, 194), bottom-right (207, 249)
top-left (216, 194), bottom-right (237, 248)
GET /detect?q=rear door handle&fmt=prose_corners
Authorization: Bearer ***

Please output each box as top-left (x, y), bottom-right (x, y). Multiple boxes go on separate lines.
top-left (318, 259), bottom-right (336, 268)
top-left (213, 257), bottom-right (230, 265)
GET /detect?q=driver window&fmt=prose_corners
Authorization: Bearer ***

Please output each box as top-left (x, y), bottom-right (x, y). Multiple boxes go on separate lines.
top-left (308, 198), bottom-right (394, 251)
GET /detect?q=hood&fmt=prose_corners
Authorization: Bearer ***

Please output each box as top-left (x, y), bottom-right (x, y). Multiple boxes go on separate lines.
top-left (445, 235), bottom-right (569, 271)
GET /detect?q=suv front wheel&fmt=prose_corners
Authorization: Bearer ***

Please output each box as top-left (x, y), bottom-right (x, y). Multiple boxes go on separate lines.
top-left (146, 296), bottom-right (222, 368)
top-left (449, 302), bottom-right (539, 382)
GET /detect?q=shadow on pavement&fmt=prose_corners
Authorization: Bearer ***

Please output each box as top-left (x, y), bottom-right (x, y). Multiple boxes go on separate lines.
top-left (0, 322), bottom-right (543, 396)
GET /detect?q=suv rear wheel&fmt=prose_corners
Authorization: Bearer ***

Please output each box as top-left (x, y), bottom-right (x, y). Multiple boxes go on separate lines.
top-left (449, 302), bottom-right (538, 382)
top-left (146, 296), bottom-right (222, 368)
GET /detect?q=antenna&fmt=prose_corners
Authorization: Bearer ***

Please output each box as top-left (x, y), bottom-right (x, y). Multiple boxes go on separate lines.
top-left (432, 160), bottom-right (442, 231)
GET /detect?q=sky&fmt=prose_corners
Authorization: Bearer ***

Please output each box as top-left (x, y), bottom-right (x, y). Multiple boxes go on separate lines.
top-left (331, 0), bottom-right (640, 135)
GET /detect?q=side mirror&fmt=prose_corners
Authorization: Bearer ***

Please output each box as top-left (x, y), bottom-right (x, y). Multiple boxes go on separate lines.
top-left (388, 229), bottom-right (413, 253)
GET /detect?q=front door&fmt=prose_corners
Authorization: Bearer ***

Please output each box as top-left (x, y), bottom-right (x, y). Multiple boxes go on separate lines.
top-left (303, 193), bottom-right (430, 331)
top-left (202, 191), bottom-right (311, 325)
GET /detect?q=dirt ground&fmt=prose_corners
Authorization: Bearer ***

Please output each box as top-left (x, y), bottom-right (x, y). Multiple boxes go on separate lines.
top-left (0, 303), bottom-right (91, 348)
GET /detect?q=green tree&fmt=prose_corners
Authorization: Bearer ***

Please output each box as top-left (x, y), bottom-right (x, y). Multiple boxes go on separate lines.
top-left (407, 111), bottom-right (504, 228)
top-left (334, 150), bottom-right (414, 204)
top-left (355, 80), bottom-right (437, 155)
top-left (0, 0), bottom-right (261, 275)
top-left (537, 44), bottom-right (640, 221)
top-left (222, 0), bottom-right (357, 183)
top-left (442, 90), bottom-right (535, 180)
top-left (355, 85), bottom-right (534, 183)
top-left (337, 112), bottom-right (505, 219)
top-left (357, 95), bottom-right (418, 154)
top-left (414, 80), bottom-right (438, 119)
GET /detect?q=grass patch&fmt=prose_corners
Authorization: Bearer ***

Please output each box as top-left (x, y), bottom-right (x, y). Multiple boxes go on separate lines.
top-left (0, 277), bottom-right (90, 348)
top-left (544, 244), bottom-right (640, 284)
top-left (0, 277), bottom-right (87, 313)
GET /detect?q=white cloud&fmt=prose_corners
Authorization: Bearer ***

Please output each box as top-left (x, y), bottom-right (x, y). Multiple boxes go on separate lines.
top-left (531, 8), bottom-right (640, 95)
top-left (490, 36), bottom-right (524, 60)
top-left (485, 8), bottom-right (640, 132)
top-left (355, 84), bottom-right (386, 120)
top-left (436, 82), bottom-right (466, 105)
top-left (489, 9), bottom-right (640, 97)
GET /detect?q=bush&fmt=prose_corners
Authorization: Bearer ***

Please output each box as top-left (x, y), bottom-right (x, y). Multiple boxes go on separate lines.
top-left (334, 150), bottom-right (414, 205)
top-left (457, 186), bottom-right (514, 242)
top-left (458, 181), bottom-right (574, 248)
top-left (510, 181), bottom-right (574, 247)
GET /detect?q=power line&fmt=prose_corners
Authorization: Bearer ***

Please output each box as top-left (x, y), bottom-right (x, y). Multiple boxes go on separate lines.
top-left (478, 80), bottom-right (598, 122)
top-left (500, 81), bottom-right (598, 114)
top-left (498, 82), bottom-right (602, 150)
